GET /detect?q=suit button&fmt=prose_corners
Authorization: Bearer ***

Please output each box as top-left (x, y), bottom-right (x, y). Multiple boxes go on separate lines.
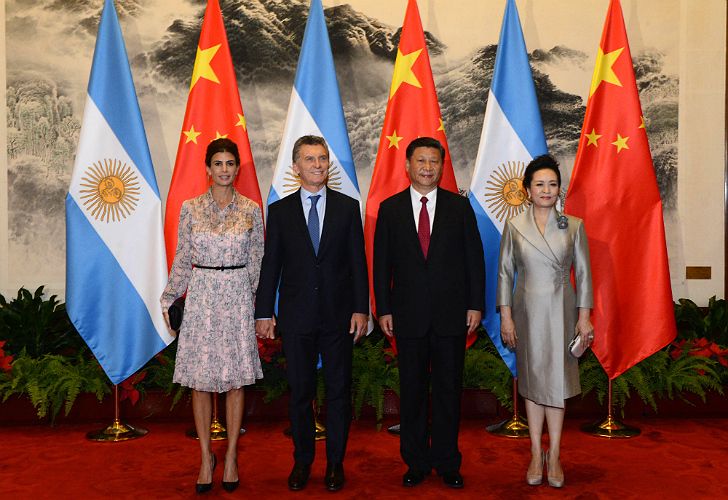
top-left (314, 287), bottom-right (319, 291)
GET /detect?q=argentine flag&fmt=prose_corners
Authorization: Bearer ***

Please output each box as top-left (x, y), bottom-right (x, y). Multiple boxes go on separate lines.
top-left (66, 0), bottom-right (172, 385)
top-left (468, 0), bottom-right (547, 376)
top-left (268, 0), bottom-right (360, 208)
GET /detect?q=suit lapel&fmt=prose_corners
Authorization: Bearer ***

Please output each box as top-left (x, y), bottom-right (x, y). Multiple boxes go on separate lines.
top-left (541, 209), bottom-right (567, 266)
top-left (317, 188), bottom-right (336, 257)
top-left (511, 206), bottom-right (560, 264)
top-left (291, 189), bottom-right (318, 258)
top-left (395, 189), bottom-right (425, 262)
top-left (427, 187), bottom-right (448, 260)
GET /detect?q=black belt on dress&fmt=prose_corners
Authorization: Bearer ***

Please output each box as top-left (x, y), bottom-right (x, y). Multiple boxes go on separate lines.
top-left (193, 264), bottom-right (246, 271)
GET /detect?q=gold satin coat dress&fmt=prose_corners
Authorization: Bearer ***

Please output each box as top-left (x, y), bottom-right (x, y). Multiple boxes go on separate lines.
top-left (496, 207), bottom-right (593, 408)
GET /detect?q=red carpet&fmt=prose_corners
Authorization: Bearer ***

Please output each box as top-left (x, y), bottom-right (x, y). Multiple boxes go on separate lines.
top-left (1, 418), bottom-right (727, 499)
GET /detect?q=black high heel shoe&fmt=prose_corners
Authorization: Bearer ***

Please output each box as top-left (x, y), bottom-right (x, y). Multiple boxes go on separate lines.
top-left (195, 454), bottom-right (217, 494)
top-left (222, 459), bottom-right (239, 493)
top-left (222, 478), bottom-right (240, 493)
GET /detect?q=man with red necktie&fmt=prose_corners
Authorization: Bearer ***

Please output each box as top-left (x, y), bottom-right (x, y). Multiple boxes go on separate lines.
top-left (374, 137), bottom-right (484, 489)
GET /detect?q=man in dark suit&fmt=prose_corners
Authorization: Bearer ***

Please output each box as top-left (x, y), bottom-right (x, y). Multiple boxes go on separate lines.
top-left (374, 137), bottom-right (484, 489)
top-left (255, 135), bottom-right (368, 493)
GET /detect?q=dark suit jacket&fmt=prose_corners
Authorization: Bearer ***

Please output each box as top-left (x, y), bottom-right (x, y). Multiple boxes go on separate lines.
top-left (373, 187), bottom-right (485, 338)
top-left (255, 188), bottom-right (368, 334)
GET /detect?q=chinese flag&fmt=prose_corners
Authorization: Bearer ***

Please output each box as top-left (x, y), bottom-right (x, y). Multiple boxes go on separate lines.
top-left (564, 0), bottom-right (676, 379)
top-left (164, 0), bottom-right (262, 266)
top-left (364, 0), bottom-right (457, 327)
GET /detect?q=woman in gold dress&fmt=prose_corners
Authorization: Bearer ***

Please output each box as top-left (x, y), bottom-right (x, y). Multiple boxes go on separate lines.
top-left (497, 154), bottom-right (593, 488)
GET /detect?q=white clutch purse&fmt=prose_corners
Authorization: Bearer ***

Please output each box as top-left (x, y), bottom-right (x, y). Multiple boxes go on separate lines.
top-left (569, 334), bottom-right (588, 358)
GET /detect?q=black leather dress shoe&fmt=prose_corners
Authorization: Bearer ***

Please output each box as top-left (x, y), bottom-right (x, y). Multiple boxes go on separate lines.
top-left (288, 462), bottom-right (311, 491)
top-left (402, 469), bottom-right (427, 487)
top-left (442, 471), bottom-right (464, 489)
top-left (324, 463), bottom-right (345, 491)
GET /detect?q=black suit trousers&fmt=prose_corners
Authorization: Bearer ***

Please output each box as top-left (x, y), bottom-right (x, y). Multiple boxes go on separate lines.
top-left (281, 328), bottom-right (353, 465)
top-left (397, 330), bottom-right (466, 474)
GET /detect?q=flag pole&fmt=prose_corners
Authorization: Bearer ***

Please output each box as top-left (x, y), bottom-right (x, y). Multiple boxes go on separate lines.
top-left (486, 376), bottom-right (529, 437)
top-left (87, 385), bottom-right (148, 441)
top-left (209, 393), bottom-right (227, 439)
top-left (581, 378), bottom-right (640, 438)
top-left (186, 393), bottom-right (246, 440)
top-left (313, 400), bottom-right (326, 440)
top-left (284, 401), bottom-right (326, 440)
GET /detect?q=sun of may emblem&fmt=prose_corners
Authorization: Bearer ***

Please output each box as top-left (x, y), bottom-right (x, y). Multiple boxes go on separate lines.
top-left (282, 162), bottom-right (343, 193)
top-left (79, 159), bottom-right (140, 222)
top-left (483, 160), bottom-right (529, 222)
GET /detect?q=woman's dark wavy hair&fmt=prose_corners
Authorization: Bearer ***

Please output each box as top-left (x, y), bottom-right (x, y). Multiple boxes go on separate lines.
top-left (205, 138), bottom-right (240, 167)
top-left (522, 154), bottom-right (561, 189)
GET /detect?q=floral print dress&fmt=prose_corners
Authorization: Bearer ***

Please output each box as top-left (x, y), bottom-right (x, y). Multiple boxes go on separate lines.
top-left (161, 190), bottom-right (264, 392)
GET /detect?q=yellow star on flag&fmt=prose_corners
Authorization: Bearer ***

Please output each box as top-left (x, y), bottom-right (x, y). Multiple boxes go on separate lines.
top-left (386, 130), bottom-right (404, 149)
top-left (214, 131), bottom-right (228, 140)
top-left (611, 133), bottom-right (629, 153)
top-left (639, 115), bottom-right (646, 129)
top-left (585, 128), bottom-right (602, 147)
top-left (389, 48), bottom-right (423, 98)
top-left (437, 117), bottom-right (446, 133)
top-left (589, 46), bottom-right (624, 97)
top-left (190, 44), bottom-right (221, 90)
top-left (235, 113), bottom-right (247, 130)
top-left (183, 125), bottom-right (201, 144)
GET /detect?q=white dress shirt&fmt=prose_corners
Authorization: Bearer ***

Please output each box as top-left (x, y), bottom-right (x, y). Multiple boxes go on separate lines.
top-left (300, 186), bottom-right (326, 238)
top-left (409, 186), bottom-right (437, 234)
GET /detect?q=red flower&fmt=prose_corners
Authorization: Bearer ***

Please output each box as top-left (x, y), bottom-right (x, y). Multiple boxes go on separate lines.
top-left (0, 341), bottom-right (13, 373)
top-left (670, 339), bottom-right (687, 360)
top-left (671, 338), bottom-right (728, 368)
top-left (383, 347), bottom-right (396, 364)
top-left (691, 338), bottom-right (713, 357)
top-left (709, 343), bottom-right (728, 367)
top-left (257, 338), bottom-right (283, 363)
top-left (0, 354), bottom-right (12, 373)
top-left (119, 371), bottom-right (147, 406)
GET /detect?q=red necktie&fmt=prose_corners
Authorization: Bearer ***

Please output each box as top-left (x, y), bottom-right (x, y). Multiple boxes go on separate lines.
top-left (418, 196), bottom-right (430, 258)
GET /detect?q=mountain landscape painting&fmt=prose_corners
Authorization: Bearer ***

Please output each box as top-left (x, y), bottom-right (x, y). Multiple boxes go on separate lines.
top-left (4, 0), bottom-right (679, 290)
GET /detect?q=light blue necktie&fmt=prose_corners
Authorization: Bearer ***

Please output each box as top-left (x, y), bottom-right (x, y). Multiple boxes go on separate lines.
top-left (308, 194), bottom-right (321, 254)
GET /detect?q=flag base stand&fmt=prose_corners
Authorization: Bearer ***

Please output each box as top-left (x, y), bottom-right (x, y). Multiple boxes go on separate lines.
top-left (87, 386), bottom-right (147, 442)
top-left (185, 418), bottom-right (246, 441)
top-left (487, 377), bottom-right (529, 438)
top-left (282, 423), bottom-right (326, 441)
top-left (186, 394), bottom-right (245, 440)
top-left (486, 415), bottom-right (529, 438)
top-left (284, 401), bottom-right (326, 440)
top-left (87, 418), bottom-right (148, 442)
top-left (581, 379), bottom-right (640, 438)
top-left (387, 423), bottom-right (400, 435)
top-left (314, 418), bottom-right (326, 440)
top-left (581, 414), bottom-right (640, 438)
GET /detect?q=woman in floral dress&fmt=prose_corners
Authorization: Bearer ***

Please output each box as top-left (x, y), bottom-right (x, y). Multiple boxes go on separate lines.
top-left (161, 138), bottom-right (263, 493)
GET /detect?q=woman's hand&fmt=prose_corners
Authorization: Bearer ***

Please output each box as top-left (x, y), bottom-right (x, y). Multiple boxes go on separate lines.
top-left (500, 316), bottom-right (517, 349)
top-left (576, 308), bottom-right (594, 348)
top-left (162, 311), bottom-right (177, 338)
top-left (255, 317), bottom-right (276, 339)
